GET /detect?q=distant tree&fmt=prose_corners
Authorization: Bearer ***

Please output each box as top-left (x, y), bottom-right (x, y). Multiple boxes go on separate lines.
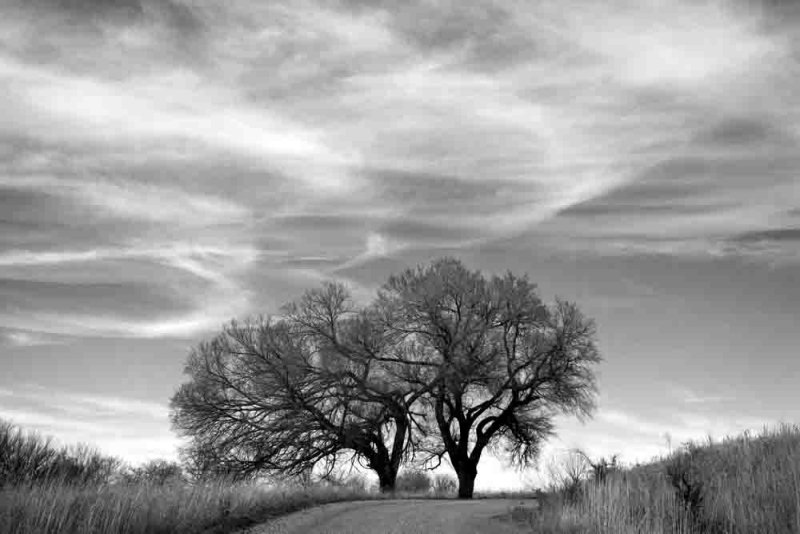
top-left (376, 258), bottom-right (601, 498)
top-left (170, 283), bottom-right (426, 491)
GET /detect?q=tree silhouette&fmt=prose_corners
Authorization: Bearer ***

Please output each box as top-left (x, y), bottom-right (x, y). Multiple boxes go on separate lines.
top-left (170, 283), bottom-right (425, 491)
top-left (376, 258), bottom-right (601, 498)
top-left (171, 258), bottom-right (601, 498)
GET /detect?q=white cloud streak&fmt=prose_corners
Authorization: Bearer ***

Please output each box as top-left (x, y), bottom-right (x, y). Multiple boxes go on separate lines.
top-left (0, 175), bottom-right (250, 226)
top-left (0, 57), bottom-right (354, 189)
top-left (0, 385), bottom-right (178, 464)
top-left (1, 0), bottom-right (799, 343)
top-left (0, 243), bottom-right (259, 337)
top-left (2, 330), bottom-right (66, 347)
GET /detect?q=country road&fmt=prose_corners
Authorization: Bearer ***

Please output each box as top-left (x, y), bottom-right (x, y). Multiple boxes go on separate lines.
top-left (241, 499), bottom-right (535, 534)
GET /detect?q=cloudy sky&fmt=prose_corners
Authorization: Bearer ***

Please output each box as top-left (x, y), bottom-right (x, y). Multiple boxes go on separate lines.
top-left (1, 0), bottom-right (799, 489)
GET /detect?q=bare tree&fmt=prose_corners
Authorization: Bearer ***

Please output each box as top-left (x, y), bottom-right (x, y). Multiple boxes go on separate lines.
top-left (170, 283), bottom-right (424, 491)
top-left (376, 258), bottom-right (601, 498)
top-left (171, 258), bottom-right (601, 498)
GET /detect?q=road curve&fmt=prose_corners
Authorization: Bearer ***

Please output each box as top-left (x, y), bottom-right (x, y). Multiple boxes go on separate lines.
top-left (242, 499), bottom-right (534, 534)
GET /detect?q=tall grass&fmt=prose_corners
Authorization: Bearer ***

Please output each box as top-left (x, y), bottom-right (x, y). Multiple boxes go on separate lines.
top-left (0, 479), bottom-right (375, 534)
top-left (0, 419), bottom-right (376, 534)
top-left (529, 424), bottom-right (800, 533)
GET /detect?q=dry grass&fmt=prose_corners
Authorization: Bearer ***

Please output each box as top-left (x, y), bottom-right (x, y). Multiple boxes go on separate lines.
top-left (0, 418), bottom-right (468, 533)
top-left (0, 419), bottom-right (381, 534)
top-left (526, 424), bottom-right (800, 533)
top-left (10, 417), bottom-right (797, 533)
top-left (0, 479), bottom-right (378, 534)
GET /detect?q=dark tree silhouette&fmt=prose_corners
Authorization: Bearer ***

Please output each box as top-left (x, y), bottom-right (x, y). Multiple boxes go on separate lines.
top-left (170, 283), bottom-right (424, 491)
top-left (171, 258), bottom-right (601, 497)
top-left (376, 258), bottom-right (601, 498)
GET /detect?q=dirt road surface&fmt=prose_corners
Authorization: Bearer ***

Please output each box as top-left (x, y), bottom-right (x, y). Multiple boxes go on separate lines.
top-left (242, 499), bottom-right (534, 534)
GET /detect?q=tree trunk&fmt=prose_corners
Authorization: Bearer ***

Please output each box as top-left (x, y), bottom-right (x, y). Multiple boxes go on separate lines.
top-left (376, 464), bottom-right (397, 492)
top-left (456, 462), bottom-right (477, 499)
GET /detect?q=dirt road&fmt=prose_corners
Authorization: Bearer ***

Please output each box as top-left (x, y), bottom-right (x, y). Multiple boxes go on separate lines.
top-left (242, 499), bottom-right (534, 534)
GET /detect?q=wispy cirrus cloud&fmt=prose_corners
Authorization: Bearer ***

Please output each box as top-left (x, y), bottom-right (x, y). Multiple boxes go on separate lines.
top-left (666, 384), bottom-right (733, 406)
top-left (0, 242), bottom-right (258, 337)
top-left (1, 0), bottom-right (799, 347)
top-left (1, 330), bottom-right (68, 347)
top-left (0, 176), bottom-right (250, 227)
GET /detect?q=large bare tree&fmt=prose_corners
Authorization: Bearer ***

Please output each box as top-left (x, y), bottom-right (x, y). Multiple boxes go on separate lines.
top-left (171, 258), bottom-right (601, 497)
top-left (170, 283), bottom-right (425, 491)
top-left (376, 258), bottom-right (601, 498)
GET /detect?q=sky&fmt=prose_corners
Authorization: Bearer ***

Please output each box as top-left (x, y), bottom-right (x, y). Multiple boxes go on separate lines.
top-left (1, 0), bottom-right (799, 490)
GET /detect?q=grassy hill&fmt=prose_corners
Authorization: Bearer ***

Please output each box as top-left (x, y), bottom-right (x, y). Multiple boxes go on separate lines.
top-left (527, 424), bottom-right (800, 533)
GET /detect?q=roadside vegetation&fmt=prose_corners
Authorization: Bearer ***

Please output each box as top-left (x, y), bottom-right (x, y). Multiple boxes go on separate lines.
top-left (6, 418), bottom-right (799, 533)
top-left (521, 424), bottom-right (800, 534)
top-left (0, 419), bottom-right (462, 534)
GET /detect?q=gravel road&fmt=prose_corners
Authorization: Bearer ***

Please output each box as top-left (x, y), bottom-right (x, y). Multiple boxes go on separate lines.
top-left (241, 499), bottom-right (534, 534)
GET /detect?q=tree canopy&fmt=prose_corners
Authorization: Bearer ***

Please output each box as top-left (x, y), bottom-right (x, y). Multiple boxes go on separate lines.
top-left (170, 257), bottom-right (601, 497)
top-left (376, 258), bottom-right (601, 497)
top-left (170, 283), bottom-right (424, 490)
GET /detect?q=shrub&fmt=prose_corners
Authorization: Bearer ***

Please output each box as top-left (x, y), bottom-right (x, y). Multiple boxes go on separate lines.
top-left (0, 420), bottom-right (120, 487)
top-left (546, 451), bottom-right (588, 504)
top-left (396, 469), bottom-right (431, 493)
top-left (341, 474), bottom-right (369, 492)
top-left (319, 471), bottom-right (370, 492)
top-left (586, 454), bottom-right (619, 485)
top-left (665, 446), bottom-right (705, 527)
top-left (120, 459), bottom-right (185, 486)
top-left (432, 474), bottom-right (457, 495)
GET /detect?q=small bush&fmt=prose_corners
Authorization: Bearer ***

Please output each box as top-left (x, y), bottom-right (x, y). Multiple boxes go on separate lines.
top-left (666, 446), bottom-right (705, 527)
top-left (320, 471), bottom-right (370, 492)
top-left (546, 451), bottom-right (588, 504)
top-left (342, 474), bottom-right (369, 492)
top-left (432, 474), bottom-right (457, 495)
top-left (396, 469), bottom-right (431, 493)
top-left (586, 454), bottom-right (619, 485)
top-left (120, 459), bottom-right (185, 486)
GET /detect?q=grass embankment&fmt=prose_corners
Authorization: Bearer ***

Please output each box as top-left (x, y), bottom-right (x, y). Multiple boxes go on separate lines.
top-left (524, 424), bottom-right (800, 533)
top-left (0, 419), bottom-right (381, 534)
